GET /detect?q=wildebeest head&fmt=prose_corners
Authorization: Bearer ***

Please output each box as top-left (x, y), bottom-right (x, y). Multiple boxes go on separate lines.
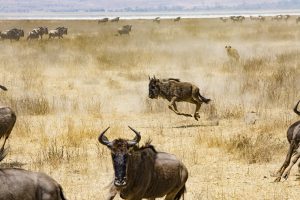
top-left (99, 126), bottom-right (141, 187)
top-left (148, 76), bottom-right (160, 99)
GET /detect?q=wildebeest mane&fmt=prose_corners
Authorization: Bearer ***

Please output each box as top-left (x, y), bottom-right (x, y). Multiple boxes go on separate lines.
top-left (162, 78), bottom-right (180, 82)
top-left (132, 139), bottom-right (157, 153)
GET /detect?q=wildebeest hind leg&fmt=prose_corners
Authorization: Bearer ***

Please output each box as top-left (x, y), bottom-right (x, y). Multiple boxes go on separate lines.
top-left (193, 103), bottom-right (202, 121)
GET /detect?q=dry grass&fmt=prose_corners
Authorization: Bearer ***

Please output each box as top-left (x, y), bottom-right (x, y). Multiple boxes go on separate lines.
top-left (0, 18), bottom-right (300, 199)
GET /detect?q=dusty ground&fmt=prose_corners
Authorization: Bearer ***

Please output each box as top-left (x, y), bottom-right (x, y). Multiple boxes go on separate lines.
top-left (0, 17), bottom-right (300, 199)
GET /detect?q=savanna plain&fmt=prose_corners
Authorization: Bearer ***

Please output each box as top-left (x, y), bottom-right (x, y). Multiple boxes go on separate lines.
top-left (0, 18), bottom-right (300, 199)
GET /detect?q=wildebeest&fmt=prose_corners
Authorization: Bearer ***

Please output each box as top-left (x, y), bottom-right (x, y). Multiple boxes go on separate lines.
top-left (272, 100), bottom-right (300, 182)
top-left (174, 17), bottom-right (181, 22)
top-left (153, 17), bottom-right (161, 23)
top-left (117, 25), bottom-right (132, 35)
top-left (250, 16), bottom-right (265, 21)
top-left (0, 85), bottom-right (16, 151)
top-left (99, 126), bottom-right (188, 200)
top-left (0, 28), bottom-right (24, 41)
top-left (28, 27), bottom-right (48, 40)
top-left (283, 15), bottom-right (290, 22)
top-left (148, 76), bottom-right (211, 120)
top-left (98, 18), bottom-right (109, 23)
top-left (258, 15), bottom-right (266, 22)
top-left (111, 17), bottom-right (120, 22)
top-left (0, 148), bottom-right (67, 200)
top-left (225, 45), bottom-right (240, 61)
top-left (230, 16), bottom-right (245, 23)
top-left (219, 17), bottom-right (228, 22)
top-left (272, 15), bottom-right (283, 21)
top-left (27, 30), bottom-right (40, 40)
top-left (49, 27), bottom-right (68, 39)
top-left (296, 16), bottom-right (300, 24)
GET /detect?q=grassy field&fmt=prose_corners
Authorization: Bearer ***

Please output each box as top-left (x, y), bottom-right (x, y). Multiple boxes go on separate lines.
top-left (0, 17), bottom-right (300, 199)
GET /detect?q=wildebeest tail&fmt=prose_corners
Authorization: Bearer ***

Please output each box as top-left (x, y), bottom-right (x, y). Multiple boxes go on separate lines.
top-left (58, 184), bottom-right (67, 200)
top-left (174, 185), bottom-right (186, 200)
top-left (0, 85), bottom-right (8, 91)
top-left (199, 93), bottom-right (211, 104)
top-left (294, 100), bottom-right (300, 116)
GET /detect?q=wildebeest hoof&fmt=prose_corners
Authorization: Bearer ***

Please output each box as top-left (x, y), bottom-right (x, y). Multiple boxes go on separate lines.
top-left (274, 177), bottom-right (281, 182)
top-left (283, 174), bottom-right (289, 180)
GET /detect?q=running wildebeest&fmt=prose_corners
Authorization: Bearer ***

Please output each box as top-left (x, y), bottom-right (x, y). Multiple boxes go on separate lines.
top-left (283, 15), bottom-right (290, 22)
top-left (272, 15), bottom-right (283, 21)
top-left (258, 15), bottom-right (266, 22)
top-left (28, 27), bottom-right (48, 40)
top-left (230, 16), bottom-right (244, 23)
top-left (117, 25), bottom-right (132, 35)
top-left (0, 148), bottom-right (67, 200)
top-left (0, 85), bottom-right (16, 151)
top-left (153, 17), bottom-right (161, 23)
top-left (49, 27), bottom-right (67, 39)
top-left (148, 76), bottom-right (211, 120)
top-left (0, 28), bottom-right (24, 41)
top-left (27, 30), bottom-right (40, 40)
top-left (174, 17), bottom-right (181, 22)
top-left (250, 16), bottom-right (264, 21)
top-left (111, 17), bottom-right (120, 22)
top-left (98, 18), bottom-right (109, 23)
top-left (99, 126), bottom-right (188, 200)
top-left (272, 100), bottom-right (300, 182)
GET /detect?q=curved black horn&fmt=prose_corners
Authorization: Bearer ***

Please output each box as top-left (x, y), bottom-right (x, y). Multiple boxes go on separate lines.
top-left (128, 126), bottom-right (141, 146)
top-left (294, 100), bottom-right (300, 116)
top-left (98, 127), bottom-right (112, 147)
top-left (0, 85), bottom-right (8, 91)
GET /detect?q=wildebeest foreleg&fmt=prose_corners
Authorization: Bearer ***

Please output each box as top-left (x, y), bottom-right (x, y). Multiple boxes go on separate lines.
top-left (168, 97), bottom-right (192, 117)
top-left (282, 147), bottom-right (300, 180)
top-left (273, 140), bottom-right (296, 182)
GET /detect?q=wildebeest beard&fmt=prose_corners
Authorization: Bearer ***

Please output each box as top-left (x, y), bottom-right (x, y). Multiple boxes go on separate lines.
top-left (112, 152), bottom-right (128, 187)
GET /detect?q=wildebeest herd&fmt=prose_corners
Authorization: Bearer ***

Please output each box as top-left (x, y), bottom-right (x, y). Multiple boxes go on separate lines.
top-left (1, 15), bottom-right (300, 199)
top-left (0, 27), bottom-right (68, 41)
top-left (219, 14), bottom-right (299, 23)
